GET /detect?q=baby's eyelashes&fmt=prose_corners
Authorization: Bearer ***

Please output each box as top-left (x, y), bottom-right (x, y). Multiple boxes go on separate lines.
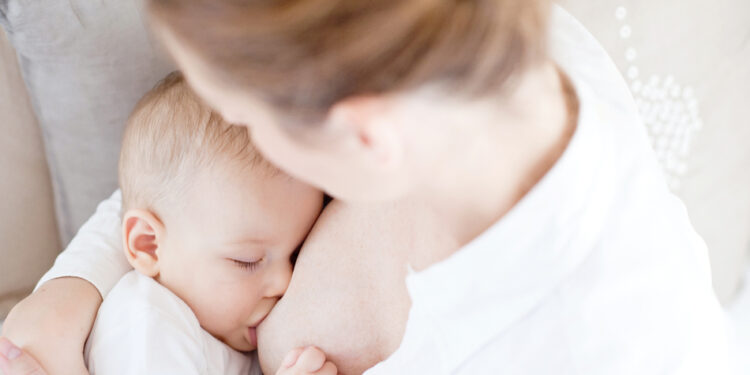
top-left (229, 258), bottom-right (263, 272)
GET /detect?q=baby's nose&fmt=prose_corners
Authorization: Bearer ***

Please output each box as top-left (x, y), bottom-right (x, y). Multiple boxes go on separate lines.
top-left (265, 261), bottom-right (293, 298)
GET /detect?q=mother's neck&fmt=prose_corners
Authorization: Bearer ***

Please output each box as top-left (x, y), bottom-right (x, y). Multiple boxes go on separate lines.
top-left (385, 61), bottom-right (578, 270)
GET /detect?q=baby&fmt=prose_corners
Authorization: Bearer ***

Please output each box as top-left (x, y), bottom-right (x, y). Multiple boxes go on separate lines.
top-left (84, 72), bottom-right (334, 375)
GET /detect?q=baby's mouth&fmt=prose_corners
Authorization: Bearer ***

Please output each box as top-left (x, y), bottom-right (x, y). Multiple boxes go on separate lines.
top-left (245, 314), bottom-right (268, 347)
top-left (246, 326), bottom-right (258, 347)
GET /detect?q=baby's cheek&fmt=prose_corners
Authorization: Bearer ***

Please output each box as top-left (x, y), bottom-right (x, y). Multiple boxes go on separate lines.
top-left (223, 282), bottom-right (267, 326)
top-left (191, 290), bottom-right (249, 342)
top-left (186, 277), bottom-right (241, 321)
top-left (214, 285), bottom-right (255, 317)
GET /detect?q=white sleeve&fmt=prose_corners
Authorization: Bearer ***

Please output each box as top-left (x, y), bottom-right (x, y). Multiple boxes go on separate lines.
top-left (35, 190), bottom-right (132, 298)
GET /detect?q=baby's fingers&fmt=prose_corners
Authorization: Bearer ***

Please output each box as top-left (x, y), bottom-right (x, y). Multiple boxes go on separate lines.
top-left (280, 347), bottom-right (306, 369)
top-left (313, 360), bottom-right (337, 375)
top-left (295, 346), bottom-right (327, 372)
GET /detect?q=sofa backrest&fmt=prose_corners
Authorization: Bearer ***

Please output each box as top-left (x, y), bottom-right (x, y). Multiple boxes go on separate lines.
top-left (0, 28), bottom-right (59, 317)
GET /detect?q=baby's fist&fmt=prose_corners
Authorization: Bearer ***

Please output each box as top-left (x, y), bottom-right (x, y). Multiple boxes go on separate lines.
top-left (276, 346), bottom-right (337, 375)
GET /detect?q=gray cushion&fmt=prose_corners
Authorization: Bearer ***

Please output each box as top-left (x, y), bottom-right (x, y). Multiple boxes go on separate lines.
top-left (0, 0), bottom-right (174, 244)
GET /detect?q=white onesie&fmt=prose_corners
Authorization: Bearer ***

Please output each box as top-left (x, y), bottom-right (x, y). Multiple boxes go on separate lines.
top-left (85, 271), bottom-right (262, 375)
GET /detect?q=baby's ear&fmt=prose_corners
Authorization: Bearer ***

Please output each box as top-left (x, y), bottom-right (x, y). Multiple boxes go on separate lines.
top-left (122, 209), bottom-right (165, 278)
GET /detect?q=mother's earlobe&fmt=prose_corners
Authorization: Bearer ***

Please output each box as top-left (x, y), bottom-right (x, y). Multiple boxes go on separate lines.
top-left (328, 95), bottom-right (403, 170)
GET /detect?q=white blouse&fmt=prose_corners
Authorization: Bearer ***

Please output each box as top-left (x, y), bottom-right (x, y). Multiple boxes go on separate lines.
top-left (364, 6), bottom-right (730, 375)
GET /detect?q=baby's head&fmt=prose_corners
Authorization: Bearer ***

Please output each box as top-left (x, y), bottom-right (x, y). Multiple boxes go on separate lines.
top-left (118, 72), bottom-right (324, 352)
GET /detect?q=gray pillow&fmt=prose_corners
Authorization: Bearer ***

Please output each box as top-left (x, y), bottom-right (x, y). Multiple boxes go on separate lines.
top-left (0, 0), bottom-right (174, 244)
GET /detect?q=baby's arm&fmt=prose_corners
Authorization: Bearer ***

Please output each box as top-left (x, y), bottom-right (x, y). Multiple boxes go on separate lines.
top-left (1, 191), bottom-right (131, 375)
top-left (275, 347), bottom-right (337, 375)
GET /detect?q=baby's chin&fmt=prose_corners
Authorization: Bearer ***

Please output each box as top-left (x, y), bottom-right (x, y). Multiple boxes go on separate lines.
top-left (229, 340), bottom-right (256, 353)
top-left (211, 328), bottom-right (257, 353)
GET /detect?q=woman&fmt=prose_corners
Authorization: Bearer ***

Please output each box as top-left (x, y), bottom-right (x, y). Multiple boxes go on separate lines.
top-left (0, 1), bottom-right (729, 374)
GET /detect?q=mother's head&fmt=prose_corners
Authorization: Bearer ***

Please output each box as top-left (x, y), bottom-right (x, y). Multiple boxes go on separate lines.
top-left (146, 0), bottom-right (550, 201)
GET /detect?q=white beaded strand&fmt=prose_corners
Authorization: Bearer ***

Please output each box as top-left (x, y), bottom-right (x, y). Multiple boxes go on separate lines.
top-left (613, 5), bottom-right (703, 191)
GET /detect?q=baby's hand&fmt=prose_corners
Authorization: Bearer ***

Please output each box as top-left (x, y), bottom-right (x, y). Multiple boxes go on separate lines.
top-left (275, 346), bottom-right (337, 375)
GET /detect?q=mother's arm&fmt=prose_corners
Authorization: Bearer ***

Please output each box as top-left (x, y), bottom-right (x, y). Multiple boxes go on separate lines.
top-left (1, 278), bottom-right (99, 375)
top-left (257, 201), bottom-right (413, 375)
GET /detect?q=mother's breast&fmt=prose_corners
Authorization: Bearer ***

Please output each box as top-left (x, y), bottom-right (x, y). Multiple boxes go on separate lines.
top-left (256, 202), bottom-right (412, 375)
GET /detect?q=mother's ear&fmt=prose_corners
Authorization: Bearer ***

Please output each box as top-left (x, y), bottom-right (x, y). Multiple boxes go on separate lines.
top-left (328, 95), bottom-right (404, 170)
top-left (122, 209), bottom-right (165, 278)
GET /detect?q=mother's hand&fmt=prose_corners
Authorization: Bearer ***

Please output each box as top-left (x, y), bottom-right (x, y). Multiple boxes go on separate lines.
top-left (0, 338), bottom-right (47, 375)
top-left (1, 277), bottom-right (100, 375)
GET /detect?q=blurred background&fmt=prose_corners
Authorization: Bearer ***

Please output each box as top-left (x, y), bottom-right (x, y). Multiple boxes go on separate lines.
top-left (1, 0), bottom-right (748, 371)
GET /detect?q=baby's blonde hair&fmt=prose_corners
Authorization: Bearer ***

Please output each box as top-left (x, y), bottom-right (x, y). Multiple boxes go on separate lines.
top-left (119, 71), bottom-right (272, 214)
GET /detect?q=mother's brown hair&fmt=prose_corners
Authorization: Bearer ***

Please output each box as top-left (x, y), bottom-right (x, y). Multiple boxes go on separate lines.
top-left (148, 0), bottom-right (550, 122)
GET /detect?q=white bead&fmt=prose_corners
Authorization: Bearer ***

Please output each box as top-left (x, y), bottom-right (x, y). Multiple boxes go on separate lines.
top-left (631, 80), bottom-right (643, 93)
top-left (656, 89), bottom-right (667, 101)
top-left (659, 110), bottom-right (670, 122)
top-left (671, 85), bottom-right (682, 98)
top-left (642, 85), bottom-right (653, 98)
top-left (615, 6), bottom-right (628, 20)
top-left (671, 134), bottom-right (682, 149)
top-left (674, 102), bottom-right (685, 114)
top-left (666, 155), bottom-right (677, 170)
top-left (680, 136), bottom-right (692, 155)
top-left (628, 66), bottom-right (640, 79)
top-left (626, 48), bottom-right (638, 62)
top-left (620, 25), bottom-right (632, 39)
top-left (658, 141), bottom-right (668, 155)
top-left (664, 100), bottom-right (674, 113)
top-left (676, 163), bottom-right (687, 175)
top-left (652, 121), bottom-right (664, 135)
top-left (683, 86), bottom-right (694, 99)
top-left (670, 113), bottom-right (681, 125)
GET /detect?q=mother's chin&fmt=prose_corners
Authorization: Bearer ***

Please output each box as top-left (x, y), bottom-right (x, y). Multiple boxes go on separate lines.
top-left (256, 201), bottom-right (412, 375)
